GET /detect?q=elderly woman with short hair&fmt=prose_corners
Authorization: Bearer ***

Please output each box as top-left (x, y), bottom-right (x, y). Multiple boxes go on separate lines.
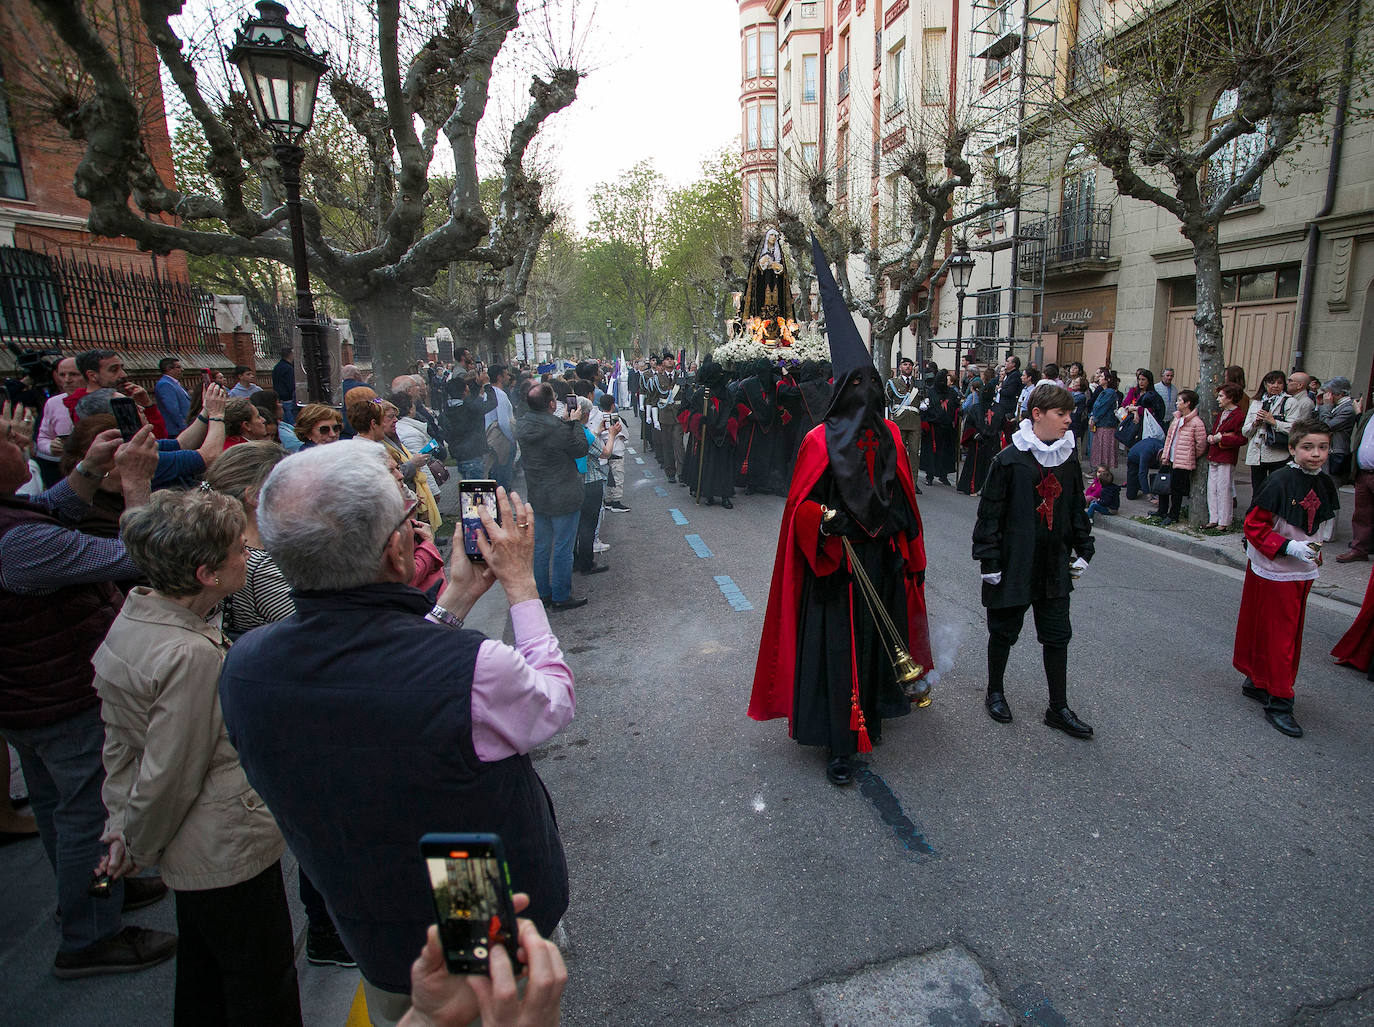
top-left (293, 403), bottom-right (343, 448)
top-left (93, 488), bottom-right (300, 1024)
top-left (347, 387), bottom-right (441, 528)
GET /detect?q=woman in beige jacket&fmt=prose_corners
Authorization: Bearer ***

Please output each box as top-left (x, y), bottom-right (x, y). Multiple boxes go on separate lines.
top-left (93, 488), bottom-right (300, 1025)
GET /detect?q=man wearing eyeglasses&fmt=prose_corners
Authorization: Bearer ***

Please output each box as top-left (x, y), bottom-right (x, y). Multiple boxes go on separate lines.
top-left (220, 441), bottom-right (573, 1025)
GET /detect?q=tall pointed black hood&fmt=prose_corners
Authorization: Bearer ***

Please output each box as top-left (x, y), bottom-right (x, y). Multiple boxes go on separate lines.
top-left (810, 233), bottom-right (895, 535)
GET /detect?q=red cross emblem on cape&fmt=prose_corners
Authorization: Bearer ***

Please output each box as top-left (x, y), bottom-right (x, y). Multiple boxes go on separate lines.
top-left (1296, 488), bottom-right (1322, 535)
top-left (780, 408), bottom-right (792, 425)
top-left (856, 428), bottom-right (879, 483)
top-left (1035, 469), bottom-right (1062, 531)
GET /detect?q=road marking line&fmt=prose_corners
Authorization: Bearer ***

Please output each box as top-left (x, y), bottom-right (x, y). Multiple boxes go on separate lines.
top-left (713, 574), bottom-right (752, 610)
top-left (684, 533), bottom-right (713, 558)
top-left (654, 486), bottom-right (668, 497)
top-left (669, 508), bottom-right (688, 526)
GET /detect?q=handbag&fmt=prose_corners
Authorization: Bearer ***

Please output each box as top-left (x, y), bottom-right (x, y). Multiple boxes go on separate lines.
top-left (1149, 468), bottom-right (1173, 495)
top-left (1142, 410), bottom-right (1165, 442)
top-left (485, 420), bottom-right (514, 465)
top-left (1116, 410), bottom-right (1141, 450)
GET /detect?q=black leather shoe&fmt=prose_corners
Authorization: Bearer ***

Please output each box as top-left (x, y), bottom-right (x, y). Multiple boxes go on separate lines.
top-left (721, 499), bottom-right (733, 509)
top-left (666, 476), bottom-right (676, 483)
top-left (985, 692), bottom-right (1013, 723)
top-left (1044, 706), bottom-right (1093, 739)
top-left (705, 497), bottom-right (715, 506)
top-left (550, 597), bottom-right (588, 611)
top-left (1241, 678), bottom-right (1268, 703)
top-left (577, 564), bottom-right (610, 575)
top-left (938, 477), bottom-right (951, 487)
top-left (825, 755), bottom-right (854, 786)
top-left (122, 876), bottom-right (168, 912)
top-left (913, 482), bottom-right (923, 494)
top-left (1264, 698), bottom-right (1303, 737)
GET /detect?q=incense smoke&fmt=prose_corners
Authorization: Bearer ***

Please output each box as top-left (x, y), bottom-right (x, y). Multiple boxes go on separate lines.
top-left (922, 617), bottom-right (965, 688)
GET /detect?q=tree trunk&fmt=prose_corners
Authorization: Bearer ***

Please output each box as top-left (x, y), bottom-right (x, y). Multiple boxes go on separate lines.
top-left (357, 292), bottom-right (416, 388)
top-left (1188, 226), bottom-right (1227, 527)
top-left (873, 319), bottom-right (897, 378)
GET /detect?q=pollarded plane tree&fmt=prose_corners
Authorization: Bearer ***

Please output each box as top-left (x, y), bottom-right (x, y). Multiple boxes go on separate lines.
top-left (1061, 0), bottom-right (1366, 523)
top-left (17, 0), bottom-right (582, 383)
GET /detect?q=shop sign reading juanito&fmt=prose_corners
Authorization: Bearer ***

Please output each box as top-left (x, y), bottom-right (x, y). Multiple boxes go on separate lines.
top-left (1040, 287), bottom-right (1117, 336)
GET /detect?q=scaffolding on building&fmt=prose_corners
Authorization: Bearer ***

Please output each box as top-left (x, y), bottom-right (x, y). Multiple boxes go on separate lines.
top-left (960, 0), bottom-right (1061, 364)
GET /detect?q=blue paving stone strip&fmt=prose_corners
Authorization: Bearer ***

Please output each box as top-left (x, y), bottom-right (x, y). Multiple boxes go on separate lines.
top-left (669, 508), bottom-right (689, 526)
top-left (654, 486), bottom-right (668, 497)
top-left (684, 533), bottom-right (713, 559)
top-left (634, 456), bottom-right (645, 464)
top-left (713, 574), bottom-right (753, 611)
top-left (642, 470), bottom-right (654, 478)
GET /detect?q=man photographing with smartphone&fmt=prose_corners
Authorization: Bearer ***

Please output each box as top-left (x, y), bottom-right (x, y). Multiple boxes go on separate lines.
top-left (219, 440), bottom-right (575, 1025)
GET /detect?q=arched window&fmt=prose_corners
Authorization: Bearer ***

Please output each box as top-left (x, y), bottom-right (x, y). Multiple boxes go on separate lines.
top-left (1206, 89), bottom-right (1266, 205)
top-left (1058, 144), bottom-right (1097, 261)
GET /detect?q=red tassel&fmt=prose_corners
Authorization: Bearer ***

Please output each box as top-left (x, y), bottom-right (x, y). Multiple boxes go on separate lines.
top-left (857, 722), bottom-right (873, 754)
top-left (850, 691), bottom-right (861, 731)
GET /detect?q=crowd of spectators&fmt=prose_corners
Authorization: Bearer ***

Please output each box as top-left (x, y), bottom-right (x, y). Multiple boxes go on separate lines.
top-left (0, 343), bottom-right (634, 1025)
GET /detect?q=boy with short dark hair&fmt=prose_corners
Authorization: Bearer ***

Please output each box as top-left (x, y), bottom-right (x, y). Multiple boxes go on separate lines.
top-left (1232, 418), bottom-right (1338, 737)
top-left (973, 383), bottom-right (1096, 738)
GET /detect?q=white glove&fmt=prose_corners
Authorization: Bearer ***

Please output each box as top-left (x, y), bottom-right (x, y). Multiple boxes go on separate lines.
top-left (1070, 556), bottom-right (1089, 579)
top-left (1287, 541), bottom-right (1318, 563)
top-left (919, 399), bottom-right (930, 411)
top-left (981, 571), bottom-right (1003, 585)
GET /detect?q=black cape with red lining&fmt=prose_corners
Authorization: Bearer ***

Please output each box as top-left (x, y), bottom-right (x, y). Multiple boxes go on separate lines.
top-left (748, 420), bottom-right (932, 754)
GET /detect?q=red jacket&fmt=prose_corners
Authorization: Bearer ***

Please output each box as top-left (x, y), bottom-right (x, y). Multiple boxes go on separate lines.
top-left (1208, 407), bottom-right (1245, 465)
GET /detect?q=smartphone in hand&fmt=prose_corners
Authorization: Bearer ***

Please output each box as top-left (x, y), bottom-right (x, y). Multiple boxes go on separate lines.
top-left (459, 479), bottom-right (500, 563)
top-left (420, 833), bottom-right (521, 975)
top-left (109, 396), bottom-right (142, 442)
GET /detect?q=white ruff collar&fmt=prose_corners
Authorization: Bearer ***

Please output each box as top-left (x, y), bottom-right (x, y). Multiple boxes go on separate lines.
top-left (1012, 419), bottom-right (1076, 467)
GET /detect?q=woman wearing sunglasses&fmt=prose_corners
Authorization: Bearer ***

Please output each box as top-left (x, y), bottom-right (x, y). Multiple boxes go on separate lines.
top-left (293, 404), bottom-right (344, 449)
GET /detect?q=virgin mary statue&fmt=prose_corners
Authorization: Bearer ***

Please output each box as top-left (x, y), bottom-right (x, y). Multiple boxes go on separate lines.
top-left (741, 228), bottom-right (795, 323)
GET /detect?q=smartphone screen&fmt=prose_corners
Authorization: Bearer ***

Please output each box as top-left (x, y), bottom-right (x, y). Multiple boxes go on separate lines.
top-left (459, 480), bottom-right (499, 562)
top-left (420, 833), bottom-right (520, 975)
top-left (109, 396), bottom-right (142, 442)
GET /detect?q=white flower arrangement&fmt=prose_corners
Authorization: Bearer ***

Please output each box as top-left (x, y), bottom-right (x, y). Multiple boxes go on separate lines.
top-left (711, 321), bottom-right (831, 368)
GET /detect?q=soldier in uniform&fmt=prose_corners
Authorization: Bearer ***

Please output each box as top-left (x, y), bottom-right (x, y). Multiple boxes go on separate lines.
top-left (660, 355), bottom-right (686, 484)
top-left (887, 357), bottom-right (924, 495)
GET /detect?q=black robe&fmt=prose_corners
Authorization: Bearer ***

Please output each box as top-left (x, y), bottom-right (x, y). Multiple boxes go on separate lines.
top-left (920, 388), bottom-right (959, 479)
top-left (957, 397), bottom-right (1004, 495)
top-left (793, 471), bottom-right (915, 754)
top-left (682, 388), bottom-right (737, 500)
top-left (736, 375), bottom-right (790, 495)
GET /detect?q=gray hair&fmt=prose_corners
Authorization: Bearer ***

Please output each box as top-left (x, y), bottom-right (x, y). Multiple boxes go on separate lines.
top-left (341, 364), bottom-right (359, 379)
top-left (120, 489), bottom-right (246, 597)
top-left (576, 396), bottom-right (593, 421)
top-left (73, 388), bottom-right (121, 418)
top-left (1326, 376), bottom-right (1352, 396)
top-left (258, 439), bottom-right (403, 592)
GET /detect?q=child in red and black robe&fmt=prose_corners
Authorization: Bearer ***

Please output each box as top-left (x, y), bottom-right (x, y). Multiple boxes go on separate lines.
top-left (1233, 418), bottom-right (1338, 738)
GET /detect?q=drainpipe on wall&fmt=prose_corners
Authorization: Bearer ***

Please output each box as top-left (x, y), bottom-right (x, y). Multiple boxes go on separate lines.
top-left (1291, 0), bottom-right (1359, 372)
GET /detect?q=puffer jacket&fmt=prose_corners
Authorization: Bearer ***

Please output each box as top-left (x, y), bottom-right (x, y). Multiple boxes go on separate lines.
top-left (92, 588), bottom-right (283, 891)
top-left (1160, 410), bottom-right (1208, 470)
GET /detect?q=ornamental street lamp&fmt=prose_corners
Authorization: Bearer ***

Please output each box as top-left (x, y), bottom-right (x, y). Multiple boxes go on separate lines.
top-left (949, 239), bottom-right (977, 353)
top-left (516, 309), bottom-right (529, 364)
top-left (228, 1), bottom-right (331, 402)
top-left (691, 323), bottom-right (699, 366)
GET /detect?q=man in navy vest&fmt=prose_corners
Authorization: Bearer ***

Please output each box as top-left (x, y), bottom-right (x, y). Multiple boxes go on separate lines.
top-left (220, 440), bottom-right (574, 1023)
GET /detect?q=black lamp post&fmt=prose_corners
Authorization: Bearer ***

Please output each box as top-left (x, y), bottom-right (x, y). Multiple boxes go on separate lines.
top-left (228, 1), bottom-right (331, 402)
top-left (691, 323), bottom-right (699, 366)
top-left (516, 309), bottom-right (529, 364)
top-left (950, 240), bottom-right (976, 355)
top-left (605, 318), bottom-right (613, 356)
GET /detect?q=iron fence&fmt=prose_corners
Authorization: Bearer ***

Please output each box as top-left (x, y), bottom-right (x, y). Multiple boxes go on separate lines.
top-left (0, 245), bottom-right (221, 359)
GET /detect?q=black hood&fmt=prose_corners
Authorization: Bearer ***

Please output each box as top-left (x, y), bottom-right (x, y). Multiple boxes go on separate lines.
top-left (824, 364), bottom-right (897, 536)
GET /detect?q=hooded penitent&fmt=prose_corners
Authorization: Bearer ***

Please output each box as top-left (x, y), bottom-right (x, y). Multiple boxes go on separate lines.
top-left (811, 233), bottom-right (895, 536)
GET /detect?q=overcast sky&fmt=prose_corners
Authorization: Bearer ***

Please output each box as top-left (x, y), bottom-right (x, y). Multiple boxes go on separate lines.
top-left (540, 0), bottom-right (741, 229)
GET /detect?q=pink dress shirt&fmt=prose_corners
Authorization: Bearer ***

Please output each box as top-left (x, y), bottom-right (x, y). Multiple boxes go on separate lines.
top-left (37, 392), bottom-right (74, 460)
top-left (465, 599), bottom-right (575, 761)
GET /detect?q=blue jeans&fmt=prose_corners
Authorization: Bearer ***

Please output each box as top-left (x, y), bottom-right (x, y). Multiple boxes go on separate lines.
top-left (1086, 500), bottom-right (1115, 519)
top-left (457, 457), bottom-right (486, 481)
top-left (533, 510), bottom-right (579, 602)
top-left (2, 706), bottom-right (124, 951)
top-left (1127, 438), bottom-right (1164, 499)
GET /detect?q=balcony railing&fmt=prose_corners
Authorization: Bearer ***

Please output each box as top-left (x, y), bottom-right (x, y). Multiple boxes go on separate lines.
top-left (1019, 205), bottom-right (1113, 272)
top-left (1066, 36), bottom-right (1103, 92)
top-left (838, 65), bottom-right (850, 99)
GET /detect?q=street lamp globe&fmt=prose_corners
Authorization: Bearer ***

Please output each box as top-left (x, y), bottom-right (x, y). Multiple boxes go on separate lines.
top-left (605, 319), bottom-right (612, 331)
top-left (227, 1), bottom-right (329, 144)
top-left (515, 309), bottom-right (528, 329)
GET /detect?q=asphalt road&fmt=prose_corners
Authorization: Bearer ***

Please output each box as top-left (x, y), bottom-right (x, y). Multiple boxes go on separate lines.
top-left (537, 433), bottom-right (1374, 1026)
top-left (6, 426), bottom-right (1372, 1026)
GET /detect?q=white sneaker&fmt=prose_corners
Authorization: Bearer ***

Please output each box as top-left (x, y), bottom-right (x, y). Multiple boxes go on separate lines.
top-left (593, 541), bottom-right (610, 553)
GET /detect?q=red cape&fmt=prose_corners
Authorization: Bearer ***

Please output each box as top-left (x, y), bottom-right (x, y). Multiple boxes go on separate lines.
top-left (1332, 564), bottom-right (1374, 670)
top-left (748, 420), bottom-right (931, 728)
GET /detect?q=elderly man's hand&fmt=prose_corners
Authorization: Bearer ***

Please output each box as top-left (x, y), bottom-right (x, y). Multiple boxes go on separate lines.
top-left (114, 426), bottom-right (159, 483)
top-left (82, 428), bottom-right (126, 475)
top-left (475, 487), bottom-right (539, 605)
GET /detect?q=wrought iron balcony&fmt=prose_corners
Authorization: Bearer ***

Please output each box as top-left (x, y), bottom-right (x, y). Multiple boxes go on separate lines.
top-left (838, 65), bottom-right (850, 100)
top-left (1019, 206), bottom-right (1113, 273)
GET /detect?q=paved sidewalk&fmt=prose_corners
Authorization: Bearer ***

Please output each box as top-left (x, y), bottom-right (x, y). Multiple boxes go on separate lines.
top-left (1089, 464), bottom-right (1371, 608)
